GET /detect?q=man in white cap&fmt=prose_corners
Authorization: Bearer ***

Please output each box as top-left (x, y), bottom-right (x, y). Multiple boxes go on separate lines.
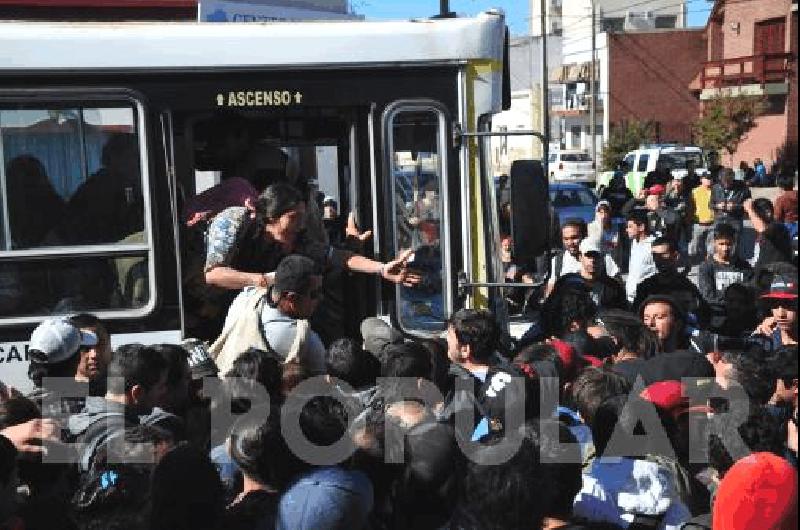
top-left (588, 200), bottom-right (620, 255)
top-left (558, 238), bottom-right (627, 310)
top-left (27, 318), bottom-right (98, 415)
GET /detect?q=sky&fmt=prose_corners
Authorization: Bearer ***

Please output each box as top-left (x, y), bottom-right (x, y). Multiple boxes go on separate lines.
top-left (355, 0), bottom-right (712, 36)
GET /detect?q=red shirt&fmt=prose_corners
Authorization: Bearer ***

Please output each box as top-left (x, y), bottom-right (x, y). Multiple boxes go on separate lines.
top-left (774, 190), bottom-right (798, 223)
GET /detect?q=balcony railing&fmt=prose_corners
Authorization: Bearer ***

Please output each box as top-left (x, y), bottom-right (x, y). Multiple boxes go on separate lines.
top-left (700, 52), bottom-right (793, 89)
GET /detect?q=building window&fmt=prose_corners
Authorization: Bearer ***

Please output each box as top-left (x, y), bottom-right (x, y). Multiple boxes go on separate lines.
top-left (602, 17), bottom-right (625, 32)
top-left (655, 15), bottom-right (677, 29)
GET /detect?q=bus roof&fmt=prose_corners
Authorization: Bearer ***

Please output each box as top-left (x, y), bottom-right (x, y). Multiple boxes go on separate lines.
top-left (0, 12), bottom-right (505, 72)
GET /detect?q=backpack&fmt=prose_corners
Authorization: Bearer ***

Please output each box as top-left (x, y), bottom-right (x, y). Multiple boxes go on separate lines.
top-left (209, 287), bottom-right (311, 375)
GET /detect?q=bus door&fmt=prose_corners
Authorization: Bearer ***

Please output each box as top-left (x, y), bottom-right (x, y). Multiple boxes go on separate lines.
top-left (167, 105), bottom-right (375, 343)
top-left (454, 125), bottom-right (553, 338)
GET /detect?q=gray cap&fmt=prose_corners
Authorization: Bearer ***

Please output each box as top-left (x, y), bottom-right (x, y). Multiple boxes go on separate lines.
top-left (29, 318), bottom-right (97, 364)
top-left (360, 317), bottom-right (403, 359)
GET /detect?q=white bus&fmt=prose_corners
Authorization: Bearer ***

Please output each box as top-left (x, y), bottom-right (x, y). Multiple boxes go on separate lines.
top-left (0, 13), bottom-right (551, 391)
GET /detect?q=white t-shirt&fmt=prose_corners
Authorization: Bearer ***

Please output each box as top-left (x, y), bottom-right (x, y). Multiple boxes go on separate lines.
top-left (548, 250), bottom-right (620, 285)
top-left (626, 236), bottom-right (657, 302)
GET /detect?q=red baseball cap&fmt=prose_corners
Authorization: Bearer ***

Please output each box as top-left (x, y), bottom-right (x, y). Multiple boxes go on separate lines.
top-left (640, 381), bottom-right (688, 418)
top-left (713, 452), bottom-right (798, 530)
top-left (760, 275), bottom-right (798, 300)
top-left (647, 184), bottom-right (666, 196)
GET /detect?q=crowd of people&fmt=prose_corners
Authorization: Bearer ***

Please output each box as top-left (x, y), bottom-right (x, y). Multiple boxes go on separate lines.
top-left (0, 154), bottom-right (797, 530)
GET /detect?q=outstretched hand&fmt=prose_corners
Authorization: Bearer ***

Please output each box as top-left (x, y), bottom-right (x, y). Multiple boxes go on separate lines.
top-left (381, 249), bottom-right (422, 287)
top-left (1, 418), bottom-right (60, 454)
top-left (346, 212), bottom-right (373, 242)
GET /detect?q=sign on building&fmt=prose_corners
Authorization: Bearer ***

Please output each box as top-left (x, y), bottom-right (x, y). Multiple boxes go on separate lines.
top-left (199, 0), bottom-right (362, 22)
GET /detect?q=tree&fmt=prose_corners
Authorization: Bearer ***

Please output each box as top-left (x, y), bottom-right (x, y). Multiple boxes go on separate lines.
top-left (601, 119), bottom-right (656, 171)
top-left (692, 95), bottom-right (766, 165)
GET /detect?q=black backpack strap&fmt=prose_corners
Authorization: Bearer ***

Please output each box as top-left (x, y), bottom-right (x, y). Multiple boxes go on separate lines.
top-left (554, 252), bottom-right (564, 280)
top-left (628, 512), bottom-right (667, 530)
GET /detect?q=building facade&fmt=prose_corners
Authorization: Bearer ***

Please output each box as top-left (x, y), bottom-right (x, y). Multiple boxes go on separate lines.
top-left (491, 35), bottom-right (563, 174)
top-left (607, 29), bottom-right (706, 144)
top-left (692, 0), bottom-right (797, 166)
top-left (542, 0), bottom-right (686, 162)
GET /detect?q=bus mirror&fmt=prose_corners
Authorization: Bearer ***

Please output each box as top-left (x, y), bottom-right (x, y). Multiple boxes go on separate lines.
top-left (509, 159), bottom-right (550, 263)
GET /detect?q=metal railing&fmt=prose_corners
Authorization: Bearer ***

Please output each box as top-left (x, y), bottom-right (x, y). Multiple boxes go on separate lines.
top-left (700, 52), bottom-right (792, 89)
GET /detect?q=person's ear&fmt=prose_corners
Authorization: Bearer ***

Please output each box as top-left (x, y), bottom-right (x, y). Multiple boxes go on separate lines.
top-left (460, 343), bottom-right (472, 363)
top-left (129, 384), bottom-right (145, 405)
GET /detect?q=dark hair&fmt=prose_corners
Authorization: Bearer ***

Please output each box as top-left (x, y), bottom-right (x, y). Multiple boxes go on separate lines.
top-left (626, 209), bottom-right (649, 229)
top-left (150, 445), bottom-right (224, 530)
top-left (713, 222), bottom-right (736, 241)
top-left (571, 367), bottom-right (631, 427)
top-left (28, 349), bottom-right (81, 388)
top-left (777, 172), bottom-right (795, 191)
top-left (709, 406), bottom-right (785, 475)
top-left (224, 347), bottom-right (283, 409)
top-left (730, 347), bottom-right (779, 406)
top-left (0, 396), bottom-right (40, 430)
top-left (152, 344), bottom-right (189, 389)
top-left (255, 182), bottom-right (302, 225)
top-left (228, 405), bottom-right (293, 489)
top-left (273, 254), bottom-right (318, 296)
top-left (537, 420), bottom-right (582, 520)
top-left (542, 282), bottom-right (596, 338)
top-left (295, 396), bottom-right (348, 448)
top-left (106, 344), bottom-right (168, 395)
top-left (326, 338), bottom-right (373, 388)
top-left (448, 309), bottom-right (498, 364)
top-left (69, 313), bottom-right (102, 329)
top-left (596, 309), bottom-right (659, 360)
top-left (381, 342), bottom-right (432, 379)
top-left (417, 338), bottom-right (451, 393)
top-left (561, 218), bottom-right (588, 238)
top-left (773, 345), bottom-right (798, 387)
top-left (591, 393), bottom-right (677, 458)
top-left (651, 236), bottom-right (676, 253)
top-left (751, 197), bottom-right (775, 224)
top-left (513, 343), bottom-right (562, 373)
top-left (0, 434), bottom-right (17, 487)
top-left (451, 424), bottom-right (550, 529)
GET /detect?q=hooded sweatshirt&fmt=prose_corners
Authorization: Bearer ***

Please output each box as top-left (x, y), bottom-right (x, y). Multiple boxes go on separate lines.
top-left (573, 457), bottom-right (691, 530)
top-left (67, 396), bottom-right (139, 471)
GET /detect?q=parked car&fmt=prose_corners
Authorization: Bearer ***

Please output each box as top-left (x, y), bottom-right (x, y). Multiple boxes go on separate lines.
top-left (548, 149), bottom-right (595, 184)
top-left (550, 182), bottom-right (597, 227)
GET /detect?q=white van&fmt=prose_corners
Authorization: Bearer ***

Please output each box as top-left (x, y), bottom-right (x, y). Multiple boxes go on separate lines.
top-left (547, 149), bottom-right (595, 184)
top-left (622, 145), bottom-right (708, 179)
top-left (597, 144), bottom-right (708, 195)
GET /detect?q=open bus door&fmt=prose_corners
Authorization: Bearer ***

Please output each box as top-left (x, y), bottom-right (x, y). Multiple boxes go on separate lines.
top-left (454, 126), bottom-right (555, 338)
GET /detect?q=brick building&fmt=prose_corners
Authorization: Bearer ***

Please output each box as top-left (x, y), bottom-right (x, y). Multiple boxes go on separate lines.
top-left (691, 0), bottom-right (797, 167)
top-left (607, 29), bottom-right (706, 144)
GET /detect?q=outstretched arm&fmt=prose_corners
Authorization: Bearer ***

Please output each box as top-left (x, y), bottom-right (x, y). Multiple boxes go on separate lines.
top-left (344, 249), bottom-right (421, 286)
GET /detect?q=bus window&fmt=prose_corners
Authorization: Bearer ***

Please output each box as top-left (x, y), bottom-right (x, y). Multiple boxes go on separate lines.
top-left (387, 108), bottom-right (446, 332)
top-left (0, 102), bottom-right (153, 319)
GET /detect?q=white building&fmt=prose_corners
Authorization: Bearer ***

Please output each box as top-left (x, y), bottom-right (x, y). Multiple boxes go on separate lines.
top-left (490, 35), bottom-right (562, 174)
top-left (540, 0), bottom-right (686, 161)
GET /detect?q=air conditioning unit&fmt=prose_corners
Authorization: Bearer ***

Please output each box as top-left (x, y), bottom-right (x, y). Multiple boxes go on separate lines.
top-left (624, 10), bottom-right (655, 31)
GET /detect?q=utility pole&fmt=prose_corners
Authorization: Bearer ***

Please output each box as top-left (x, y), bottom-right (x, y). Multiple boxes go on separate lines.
top-left (541, 0), bottom-right (550, 167)
top-left (435, 0), bottom-right (455, 18)
top-left (589, 0), bottom-right (597, 176)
